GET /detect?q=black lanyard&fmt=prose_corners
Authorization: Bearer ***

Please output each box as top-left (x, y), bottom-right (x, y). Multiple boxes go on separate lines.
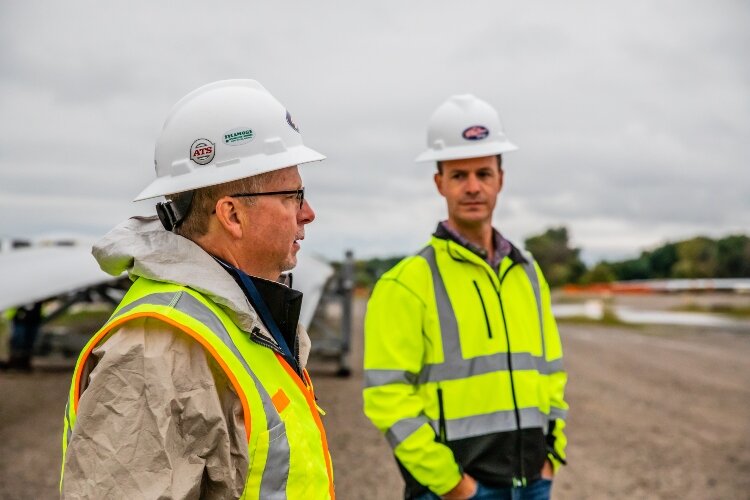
top-left (237, 271), bottom-right (298, 373)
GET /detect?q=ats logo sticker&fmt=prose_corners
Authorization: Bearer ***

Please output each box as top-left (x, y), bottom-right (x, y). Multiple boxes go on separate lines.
top-left (190, 139), bottom-right (215, 165)
top-left (462, 125), bottom-right (489, 141)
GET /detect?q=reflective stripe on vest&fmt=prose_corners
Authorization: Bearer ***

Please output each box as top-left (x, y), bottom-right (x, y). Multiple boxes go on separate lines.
top-left (385, 406), bottom-right (548, 448)
top-left (62, 281), bottom-right (334, 499)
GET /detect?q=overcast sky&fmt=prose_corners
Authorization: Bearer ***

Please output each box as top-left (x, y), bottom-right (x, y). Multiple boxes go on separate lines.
top-left (1, 1), bottom-right (748, 263)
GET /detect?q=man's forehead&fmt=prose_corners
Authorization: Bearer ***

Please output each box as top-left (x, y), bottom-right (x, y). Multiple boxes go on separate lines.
top-left (442, 156), bottom-right (499, 172)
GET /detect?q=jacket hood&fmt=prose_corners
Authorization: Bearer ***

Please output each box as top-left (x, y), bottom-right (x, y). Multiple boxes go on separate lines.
top-left (92, 216), bottom-right (311, 367)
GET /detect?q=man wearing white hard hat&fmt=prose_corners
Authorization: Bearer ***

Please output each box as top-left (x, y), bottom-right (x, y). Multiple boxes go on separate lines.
top-left (364, 95), bottom-right (568, 499)
top-left (61, 80), bottom-right (335, 499)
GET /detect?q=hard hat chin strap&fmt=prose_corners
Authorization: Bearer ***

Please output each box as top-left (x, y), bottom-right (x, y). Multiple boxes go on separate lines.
top-left (156, 190), bottom-right (195, 232)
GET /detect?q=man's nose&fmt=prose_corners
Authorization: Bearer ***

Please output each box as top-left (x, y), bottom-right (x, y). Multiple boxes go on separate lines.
top-left (465, 174), bottom-right (481, 193)
top-left (298, 199), bottom-right (315, 224)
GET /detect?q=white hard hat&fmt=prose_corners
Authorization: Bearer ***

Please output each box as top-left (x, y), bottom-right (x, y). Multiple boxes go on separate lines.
top-left (134, 79), bottom-right (325, 201)
top-left (415, 94), bottom-right (518, 163)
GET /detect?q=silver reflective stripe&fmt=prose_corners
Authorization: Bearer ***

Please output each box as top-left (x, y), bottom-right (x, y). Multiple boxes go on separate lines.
top-left (519, 251), bottom-right (545, 360)
top-left (419, 351), bottom-right (542, 383)
top-left (545, 358), bottom-right (564, 375)
top-left (260, 422), bottom-right (291, 499)
top-left (418, 246), bottom-right (462, 365)
top-left (364, 369), bottom-right (418, 388)
top-left (365, 354), bottom-right (561, 385)
top-left (517, 253), bottom-right (566, 377)
top-left (112, 290), bottom-right (290, 496)
top-left (434, 407), bottom-right (546, 441)
top-left (386, 416), bottom-right (430, 449)
top-left (549, 407), bottom-right (568, 421)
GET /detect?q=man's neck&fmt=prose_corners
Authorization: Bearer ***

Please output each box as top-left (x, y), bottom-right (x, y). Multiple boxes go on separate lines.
top-left (197, 237), bottom-right (280, 281)
top-left (445, 219), bottom-right (494, 256)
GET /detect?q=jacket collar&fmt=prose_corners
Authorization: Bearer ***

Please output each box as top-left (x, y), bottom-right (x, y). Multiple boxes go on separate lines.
top-left (92, 216), bottom-right (312, 369)
top-left (432, 223), bottom-right (528, 267)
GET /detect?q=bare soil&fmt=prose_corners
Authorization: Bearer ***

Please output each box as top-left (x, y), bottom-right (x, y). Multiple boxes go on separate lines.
top-left (1, 297), bottom-right (749, 499)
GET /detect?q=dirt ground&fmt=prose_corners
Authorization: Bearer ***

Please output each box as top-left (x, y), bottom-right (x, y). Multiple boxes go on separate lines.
top-left (1, 296), bottom-right (749, 499)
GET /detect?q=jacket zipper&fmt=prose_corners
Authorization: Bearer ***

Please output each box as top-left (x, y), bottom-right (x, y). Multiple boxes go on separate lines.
top-left (472, 280), bottom-right (493, 339)
top-left (436, 387), bottom-right (447, 443)
top-left (493, 263), bottom-right (526, 485)
top-left (446, 242), bottom-right (528, 483)
top-left (251, 327), bottom-right (304, 380)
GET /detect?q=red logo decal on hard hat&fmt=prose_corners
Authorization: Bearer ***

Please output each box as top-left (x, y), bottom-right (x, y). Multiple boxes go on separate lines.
top-left (286, 110), bottom-right (299, 133)
top-left (190, 139), bottom-right (215, 165)
top-left (462, 125), bottom-right (489, 141)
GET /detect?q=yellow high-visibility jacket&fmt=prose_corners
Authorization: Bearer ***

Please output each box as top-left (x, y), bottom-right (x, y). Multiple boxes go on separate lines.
top-left (363, 236), bottom-right (568, 498)
top-left (62, 277), bottom-right (334, 499)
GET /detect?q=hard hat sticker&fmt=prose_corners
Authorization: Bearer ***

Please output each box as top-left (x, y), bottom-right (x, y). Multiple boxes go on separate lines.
top-left (462, 125), bottom-right (489, 141)
top-left (190, 139), bottom-right (215, 165)
top-left (286, 110), bottom-right (299, 133)
top-left (223, 127), bottom-right (254, 146)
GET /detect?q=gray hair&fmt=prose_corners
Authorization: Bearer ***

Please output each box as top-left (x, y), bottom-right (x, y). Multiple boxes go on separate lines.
top-left (167, 171), bottom-right (276, 240)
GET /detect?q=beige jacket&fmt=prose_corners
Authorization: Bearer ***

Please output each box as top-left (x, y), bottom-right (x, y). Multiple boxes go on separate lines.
top-left (62, 216), bottom-right (312, 499)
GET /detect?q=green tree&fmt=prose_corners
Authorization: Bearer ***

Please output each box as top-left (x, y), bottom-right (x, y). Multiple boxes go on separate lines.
top-left (645, 243), bottom-right (678, 278)
top-left (608, 255), bottom-right (650, 280)
top-left (672, 237), bottom-right (718, 278)
top-left (579, 262), bottom-right (616, 284)
top-left (524, 227), bottom-right (586, 287)
top-left (716, 235), bottom-right (750, 277)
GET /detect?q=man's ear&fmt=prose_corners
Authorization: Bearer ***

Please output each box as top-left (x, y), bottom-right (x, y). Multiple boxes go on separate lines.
top-left (498, 168), bottom-right (504, 192)
top-left (213, 196), bottom-right (244, 239)
top-left (434, 172), bottom-right (445, 196)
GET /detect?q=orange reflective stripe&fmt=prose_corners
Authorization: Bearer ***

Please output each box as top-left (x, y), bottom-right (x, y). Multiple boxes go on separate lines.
top-left (72, 311), bottom-right (252, 442)
top-left (275, 353), bottom-right (335, 499)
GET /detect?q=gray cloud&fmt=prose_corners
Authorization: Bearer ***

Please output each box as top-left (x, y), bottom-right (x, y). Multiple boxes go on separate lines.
top-left (1, 0), bottom-right (748, 263)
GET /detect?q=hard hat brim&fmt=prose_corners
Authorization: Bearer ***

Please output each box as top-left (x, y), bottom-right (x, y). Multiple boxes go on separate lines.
top-left (133, 145), bottom-right (325, 201)
top-left (415, 140), bottom-right (518, 163)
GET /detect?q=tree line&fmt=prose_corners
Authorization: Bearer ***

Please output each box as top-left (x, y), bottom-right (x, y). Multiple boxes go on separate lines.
top-left (525, 227), bottom-right (750, 287)
top-left (348, 228), bottom-right (750, 288)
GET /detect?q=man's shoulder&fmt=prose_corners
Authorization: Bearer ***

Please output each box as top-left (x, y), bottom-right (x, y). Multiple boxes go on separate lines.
top-left (94, 316), bottom-right (202, 358)
top-left (378, 248), bottom-right (434, 282)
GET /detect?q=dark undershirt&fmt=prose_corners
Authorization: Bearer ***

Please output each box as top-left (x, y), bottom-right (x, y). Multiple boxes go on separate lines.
top-left (213, 258), bottom-right (302, 357)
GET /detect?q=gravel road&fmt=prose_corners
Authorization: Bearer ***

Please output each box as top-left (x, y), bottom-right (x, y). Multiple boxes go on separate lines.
top-left (1, 297), bottom-right (749, 499)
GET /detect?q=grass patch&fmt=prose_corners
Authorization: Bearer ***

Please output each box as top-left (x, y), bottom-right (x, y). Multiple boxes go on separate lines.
top-left (671, 303), bottom-right (750, 318)
top-left (556, 313), bottom-right (634, 327)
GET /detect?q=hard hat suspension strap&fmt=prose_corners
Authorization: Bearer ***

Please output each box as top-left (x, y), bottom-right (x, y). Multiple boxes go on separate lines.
top-left (155, 190), bottom-right (195, 232)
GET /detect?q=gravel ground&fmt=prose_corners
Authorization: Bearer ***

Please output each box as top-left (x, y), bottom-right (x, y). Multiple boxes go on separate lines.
top-left (1, 296), bottom-right (749, 499)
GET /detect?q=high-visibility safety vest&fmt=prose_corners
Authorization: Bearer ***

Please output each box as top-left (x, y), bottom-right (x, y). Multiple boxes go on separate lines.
top-left (61, 277), bottom-right (335, 499)
top-left (363, 237), bottom-right (568, 496)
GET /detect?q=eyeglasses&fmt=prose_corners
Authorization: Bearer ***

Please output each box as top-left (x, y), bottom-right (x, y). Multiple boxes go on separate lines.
top-left (229, 187), bottom-right (305, 209)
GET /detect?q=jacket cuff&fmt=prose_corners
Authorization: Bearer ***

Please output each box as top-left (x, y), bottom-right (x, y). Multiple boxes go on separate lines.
top-left (546, 444), bottom-right (567, 472)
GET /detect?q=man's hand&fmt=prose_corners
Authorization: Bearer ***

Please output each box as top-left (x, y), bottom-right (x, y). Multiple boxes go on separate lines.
top-left (541, 459), bottom-right (554, 480)
top-left (441, 473), bottom-right (477, 500)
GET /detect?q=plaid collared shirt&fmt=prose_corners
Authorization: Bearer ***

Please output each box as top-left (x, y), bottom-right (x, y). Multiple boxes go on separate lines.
top-left (435, 221), bottom-right (512, 272)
